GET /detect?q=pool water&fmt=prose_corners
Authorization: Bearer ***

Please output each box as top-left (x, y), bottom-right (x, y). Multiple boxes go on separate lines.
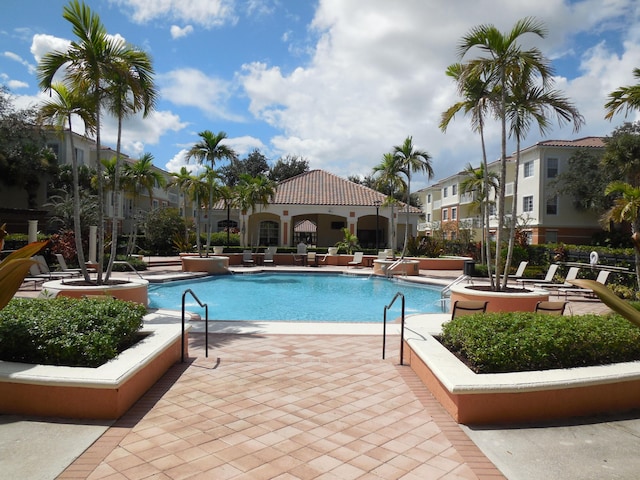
top-left (148, 272), bottom-right (444, 322)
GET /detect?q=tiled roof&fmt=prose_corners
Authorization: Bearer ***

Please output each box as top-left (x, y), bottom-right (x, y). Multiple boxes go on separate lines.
top-left (536, 136), bottom-right (605, 148)
top-left (274, 169), bottom-right (421, 213)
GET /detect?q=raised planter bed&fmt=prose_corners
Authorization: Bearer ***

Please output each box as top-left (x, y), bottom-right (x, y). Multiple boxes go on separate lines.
top-left (402, 315), bottom-right (640, 424)
top-left (0, 323), bottom-right (187, 419)
top-left (42, 278), bottom-right (149, 306)
top-left (181, 255), bottom-right (229, 274)
top-left (450, 283), bottom-right (549, 312)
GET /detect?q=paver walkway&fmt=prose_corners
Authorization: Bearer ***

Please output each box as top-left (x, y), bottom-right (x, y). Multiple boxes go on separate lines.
top-left (58, 334), bottom-right (504, 479)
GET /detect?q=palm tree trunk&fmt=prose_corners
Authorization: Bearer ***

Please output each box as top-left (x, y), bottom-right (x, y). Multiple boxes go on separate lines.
top-left (401, 173), bottom-right (411, 260)
top-left (105, 116), bottom-right (123, 280)
top-left (502, 137), bottom-right (522, 289)
top-left (95, 95), bottom-right (105, 285)
top-left (479, 124), bottom-right (494, 289)
top-left (67, 120), bottom-right (91, 282)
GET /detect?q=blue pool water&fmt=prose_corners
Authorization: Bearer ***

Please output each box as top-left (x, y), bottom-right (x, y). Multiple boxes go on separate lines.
top-left (148, 272), bottom-right (443, 322)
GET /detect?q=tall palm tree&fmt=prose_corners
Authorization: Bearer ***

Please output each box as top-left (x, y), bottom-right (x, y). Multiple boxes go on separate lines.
top-left (37, 0), bottom-right (156, 284)
top-left (38, 82), bottom-right (96, 281)
top-left (373, 152), bottom-right (407, 254)
top-left (392, 136), bottom-right (433, 259)
top-left (185, 130), bottom-right (237, 254)
top-left (440, 62), bottom-right (496, 285)
top-left (103, 50), bottom-right (156, 280)
top-left (602, 181), bottom-right (640, 289)
top-left (605, 68), bottom-right (640, 120)
top-left (235, 174), bottom-right (277, 247)
top-left (459, 163), bottom-right (499, 266)
top-left (455, 16), bottom-right (553, 290)
top-left (199, 166), bottom-right (224, 255)
top-left (501, 74), bottom-right (583, 287)
top-left (168, 166), bottom-right (197, 242)
top-left (119, 153), bottom-right (165, 266)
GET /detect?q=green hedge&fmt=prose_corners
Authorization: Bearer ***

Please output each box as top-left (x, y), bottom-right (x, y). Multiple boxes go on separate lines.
top-left (440, 312), bottom-right (640, 374)
top-left (0, 297), bottom-right (146, 367)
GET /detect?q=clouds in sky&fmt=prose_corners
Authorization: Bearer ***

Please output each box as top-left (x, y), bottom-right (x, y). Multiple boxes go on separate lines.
top-left (4, 0), bottom-right (640, 190)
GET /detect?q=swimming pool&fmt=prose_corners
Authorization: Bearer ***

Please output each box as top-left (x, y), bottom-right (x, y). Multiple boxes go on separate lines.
top-left (148, 272), bottom-right (444, 322)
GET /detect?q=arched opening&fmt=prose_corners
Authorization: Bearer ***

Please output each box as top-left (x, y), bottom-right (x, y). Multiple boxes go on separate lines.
top-left (259, 220), bottom-right (279, 246)
top-left (294, 219), bottom-right (317, 246)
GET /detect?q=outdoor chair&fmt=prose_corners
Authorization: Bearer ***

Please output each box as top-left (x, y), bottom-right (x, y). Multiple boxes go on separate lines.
top-left (263, 247), bottom-right (276, 266)
top-left (32, 255), bottom-right (77, 279)
top-left (535, 301), bottom-right (567, 315)
top-left (307, 252), bottom-right (318, 266)
top-left (534, 266), bottom-right (580, 291)
top-left (55, 253), bottom-right (95, 274)
top-left (242, 250), bottom-right (255, 266)
top-left (451, 300), bottom-right (488, 319)
top-left (507, 261), bottom-right (528, 282)
top-left (348, 251), bottom-right (364, 268)
top-left (558, 270), bottom-right (611, 299)
top-left (517, 263), bottom-right (559, 287)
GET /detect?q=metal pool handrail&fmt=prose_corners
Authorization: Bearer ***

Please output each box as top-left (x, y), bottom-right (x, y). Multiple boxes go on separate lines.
top-left (382, 292), bottom-right (405, 365)
top-left (181, 289), bottom-right (209, 362)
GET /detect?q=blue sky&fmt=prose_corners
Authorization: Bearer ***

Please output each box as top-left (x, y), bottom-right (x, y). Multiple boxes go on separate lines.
top-left (2, 0), bottom-right (639, 191)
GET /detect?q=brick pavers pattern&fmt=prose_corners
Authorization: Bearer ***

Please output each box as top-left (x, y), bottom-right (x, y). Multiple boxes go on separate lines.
top-left (59, 334), bottom-right (504, 479)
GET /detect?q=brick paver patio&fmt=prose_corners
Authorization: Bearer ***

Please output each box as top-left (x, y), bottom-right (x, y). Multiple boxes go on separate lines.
top-left (58, 334), bottom-right (504, 479)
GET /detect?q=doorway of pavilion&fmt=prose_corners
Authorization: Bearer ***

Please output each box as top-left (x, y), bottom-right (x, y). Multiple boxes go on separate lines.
top-left (294, 219), bottom-right (317, 246)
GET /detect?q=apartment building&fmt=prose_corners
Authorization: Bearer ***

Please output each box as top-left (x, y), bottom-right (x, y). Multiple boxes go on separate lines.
top-left (417, 137), bottom-right (605, 245)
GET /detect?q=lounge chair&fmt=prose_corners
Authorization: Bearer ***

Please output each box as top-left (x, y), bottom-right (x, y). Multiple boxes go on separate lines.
top-left (535, 301), bottom-right (567, 315)
top-left (307, 252), bottom-right (318, 266)
top-left (507, 261), bottom-right (528, 282)
top-left (293, 242), bottom-right (307, 265)
top-left (377, 250), bottom-right (389, 260)
top-left (32, 255), bottom-right (77, 279)
top-left (348, 251), bottom-right (364, 268)
top-left (242, 250), bottom-right (255, 266)
top-left (558, 270), bottom-right (611, 299)
top-left (54, 253), bottom-right (95, 274)
top-left (534, 266), bottom-right (580, 291)
top-left (451, 300), bottom-right (488, 319)
top-left (263, 247), bottom-right (276, 266)
top-left (517, 264), bottom-right (559, 287)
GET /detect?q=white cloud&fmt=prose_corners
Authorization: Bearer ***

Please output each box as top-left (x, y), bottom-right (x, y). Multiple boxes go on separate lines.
top-left (7, 79), bottom-right (28, 89)
top-left (165, 149), bottom-right (192, 173)
top-left (30, 34), bottom-right (70, 63)
top-left (237, 0), bottom-right (640, 182)
top-left (170, 25), bottom-right (194, 39)
top-left (3, 51), bottom-right (36, 74)
top-left (109, 0), bottom-right (238, 28)
top-left (159, 68), bottom-right (243, 121)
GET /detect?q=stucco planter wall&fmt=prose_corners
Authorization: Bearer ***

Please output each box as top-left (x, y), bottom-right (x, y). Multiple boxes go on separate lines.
top-left (416, 257), bottom-right (470, 270)
top-left (0, 323), bottom-right (187, 419)
top-left (402, 323), bottom-right (640, 424)
top-left (449, 283), bottom-right (549, 312)
top-left (181, 255), bottom-right (229, 274)
top-left (373, 259), bottom-right (420, 276)
top-left (41, 278), bottom-right (149, 306)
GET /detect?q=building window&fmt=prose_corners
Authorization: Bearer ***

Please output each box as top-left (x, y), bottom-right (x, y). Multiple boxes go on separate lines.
top-left (452, 184), bottom-right (457, 195)
top-left (427, 213), bottom-right (431, 222)
top-left (547, 158), bottom-right (558, 178)
top-left (524, 161), bottom-right (534, 178)
top-left (427, 193), bottom-right (431, 203)
top-left (442, 209), bottom-right (448, 221)
top-left (259, 220), bottom-right (279, 246)
top-left (546, 195), bottom-right (558, 215)
top-left (451, 207), bottom-right (457, 220)
top-left (75, 148), bottom-right (84, 165)
top-left (443, 187), bottom-right (448, 198)
top-left (489, 203), bottom-right (496, 216)
top-left (218, 220), bottom-right (238, 232)
top-left (152, 199), bottom-right (159, 209)
top-left (523, 231), bottom-right (532, 245)
top-left (523, 195), bottom-right (534, 213)
top-left (546, 231), bottom-right (558, 243)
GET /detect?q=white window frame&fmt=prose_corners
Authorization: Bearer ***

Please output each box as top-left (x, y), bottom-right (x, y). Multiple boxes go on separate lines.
top-left (547, 158), bottom-right (558, 178)
top-left (523, 195), bottom-right (534, 213)
top-left (451, 207), bottom-right (457, 220)
top-left (442, 209), bottom-right (448, 221)
top-left (452, 184), bottom-right (457, 196)
top-left (546, 195), bottom-right (558, 215)
top-left (524, 161), bottom-right (534, 178)
top-left (443, 187), bottom-right (448, 198)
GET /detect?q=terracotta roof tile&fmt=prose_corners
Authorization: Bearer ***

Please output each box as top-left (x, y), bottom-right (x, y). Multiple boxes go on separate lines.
top-left (274, 169), bottom-right (421, 212)
top-left (537, 136), bottom-right (605, 148)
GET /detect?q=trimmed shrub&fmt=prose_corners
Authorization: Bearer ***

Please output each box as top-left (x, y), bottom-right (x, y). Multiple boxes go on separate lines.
top-left (440, 312), bottom-right (640, 374)
top-left (0, 297), bottom-right (146, 367)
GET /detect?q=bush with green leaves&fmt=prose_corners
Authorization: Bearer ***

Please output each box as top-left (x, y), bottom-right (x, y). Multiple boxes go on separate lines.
top-left (143, 208), bottom-right (185, 255)
top-left (0, 297), bottom-right (146, 367)
top-left (440, 312), bottom-right (640, 374)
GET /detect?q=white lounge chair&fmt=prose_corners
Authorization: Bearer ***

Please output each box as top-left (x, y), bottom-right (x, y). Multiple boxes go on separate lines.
top-left (263, 247), bottom-right (276, 266)
top-left (348, 251), bottom-right (364, 268)
top-left (559, 270), bottom-right (611, 299)
top-left (517, 263), bottom-right (559, 287)
top-left (33, 255), bottom-right (77, 279)
top-left (507, 261), bottom-right (528, 282)
top-left (54, 253), bottom-right (95, 274)
top-left (535, 266), bottom-right (580, 291)
top-left (242, 250), bottom-right (255, 266)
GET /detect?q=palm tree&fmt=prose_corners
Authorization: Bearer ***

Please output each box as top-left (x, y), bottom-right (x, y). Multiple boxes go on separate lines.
top-left (120, 153), bottom-right (166, 263)
top-left (199, 166), bottom-right (224, 255)
top-left (440, 62), bottom-right (496, 285)
top-left (185, 130), bottom-right (237, 254)
top-left (373, 152), bottom-right (407, 254)
top-left (602, 181), bottom-right (640, 289)
top-left (168, 167), bottom-right (197, 243)
top-left (605, 68), bottom-right (640, 120)
top-left (103, 50), bottom-right (156, 280)
top-left (459, 163), bottom-right (499, 266)
top-left (455, 17), bottom-right (553, 290)
top-left (38, 82), bottom-right (96, 281)
top-left (501, 74), bottom-right (583, 287)
top-left (235, 174), bottom-right (277, 247)
top-left (37, 0), bottom-right (156, 284)
top-left (392, 136), bottom-right (433, 259)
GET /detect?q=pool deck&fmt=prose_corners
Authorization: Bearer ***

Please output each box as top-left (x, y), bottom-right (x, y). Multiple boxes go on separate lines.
top-left (6, 257), bottom-right (638, 480)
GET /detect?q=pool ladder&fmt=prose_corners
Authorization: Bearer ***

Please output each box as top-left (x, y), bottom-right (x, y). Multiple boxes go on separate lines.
top-left (382, 292), bottom-right (406, 365)
top-left (181, 289), bottom-right (209, 362)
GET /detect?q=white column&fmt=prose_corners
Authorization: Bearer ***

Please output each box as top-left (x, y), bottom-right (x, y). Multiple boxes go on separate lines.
top-left (28, 220), bottom-right (38, 243)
